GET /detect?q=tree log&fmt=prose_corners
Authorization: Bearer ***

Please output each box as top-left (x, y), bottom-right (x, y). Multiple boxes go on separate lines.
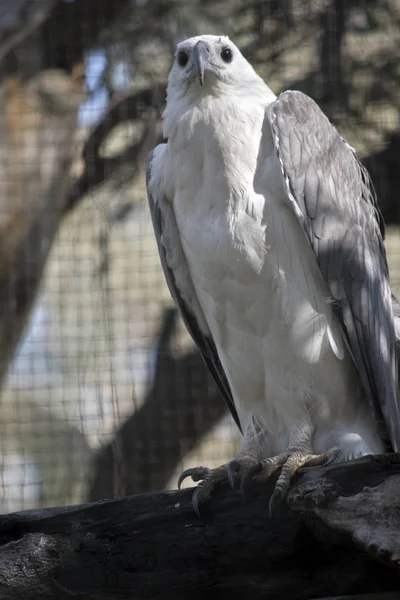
top-left (1, 454), bottom-right (400, 599)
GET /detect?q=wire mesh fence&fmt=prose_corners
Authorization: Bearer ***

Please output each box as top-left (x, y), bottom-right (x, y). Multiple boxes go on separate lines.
top-left (0, 0), bottom-right (399, 512)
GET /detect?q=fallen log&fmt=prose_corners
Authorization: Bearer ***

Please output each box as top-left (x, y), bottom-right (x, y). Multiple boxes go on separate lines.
top-left (1, 454), bottom-right (400, 600)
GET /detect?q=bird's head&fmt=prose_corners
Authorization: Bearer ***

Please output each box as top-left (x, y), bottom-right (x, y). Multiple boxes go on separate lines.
top-left (164, 35), bottom-right (272, 136)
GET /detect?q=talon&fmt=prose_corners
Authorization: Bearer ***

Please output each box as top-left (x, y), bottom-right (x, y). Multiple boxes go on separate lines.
top-left (192, 486), bottom-right (203, 518)
top-left (177, 468), bottom-right (192, 489)
top-left (178, 466), bottom-right (210, 489)
top-left (178, 457), bottom-right (260, 512)
top-left (227, 460), bottom-right (241, 489)
top-left (268, 488), bottom-right (283, 518)
top-left (240, 462), bottom-right (262, 502)
top-left (323, 448), bottom-right (341, 466)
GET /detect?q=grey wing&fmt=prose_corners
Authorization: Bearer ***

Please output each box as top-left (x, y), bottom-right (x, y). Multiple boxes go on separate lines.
top-left (146, 149), bottom-right (242, 432)
top-left (391, 293), bottom-right (400, 382)
top-left (268, 90), bottom-right (400, 451)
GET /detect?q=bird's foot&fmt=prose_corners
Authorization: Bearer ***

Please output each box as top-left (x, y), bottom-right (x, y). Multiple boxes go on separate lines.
top-left (178, 454), bottom-right (258, 517)
top-left (241, 445), bottom-right (341, 517)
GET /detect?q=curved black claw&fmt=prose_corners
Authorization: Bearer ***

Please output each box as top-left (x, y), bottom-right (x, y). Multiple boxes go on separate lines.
top-left (323, 448), bottom-right (341, 466)
top-left (227, 460), bottom-right (241, 489)
top-left (177, 466), bottom-right (210, 489)
top-left (191, 485), bottom-right (204, 518)
top-left (240, 462), bottom-right (262, 503)
top-left (269, 488), bottom-right (283, 518)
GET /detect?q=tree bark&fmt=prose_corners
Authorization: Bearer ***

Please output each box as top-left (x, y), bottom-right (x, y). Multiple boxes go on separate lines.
top-left (2, 454), bottom-right (400, 600)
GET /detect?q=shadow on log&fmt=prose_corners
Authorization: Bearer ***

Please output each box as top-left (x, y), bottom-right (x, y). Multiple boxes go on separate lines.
top-left (2, 455), bottom-right (400, 599)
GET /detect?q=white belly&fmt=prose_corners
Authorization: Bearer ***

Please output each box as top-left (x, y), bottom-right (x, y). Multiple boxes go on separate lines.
top-left (176, 191), bottom-right (383, 457)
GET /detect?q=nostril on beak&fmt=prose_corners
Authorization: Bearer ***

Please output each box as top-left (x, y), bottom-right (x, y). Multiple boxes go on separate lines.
top-left (193, 41), bottom-right (211, 86)
top-left (196, 41), bottom-right (210, 53)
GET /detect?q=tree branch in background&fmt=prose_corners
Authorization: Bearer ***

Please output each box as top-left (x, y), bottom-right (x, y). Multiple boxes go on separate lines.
top-left (364, 133), bottom-right (400, 226)
top-left (0, 0), bottom-right (138, 391)
top-left (66, 84), bottom-right (165, 213)
top-left (88, 308), bottom-right (230, 499)
top-left (0, 0), bottom-right (55, 66)
top-left (0, 0), bottom-right (147, 391)
top-left (317, 0), bottom-right (347, 110)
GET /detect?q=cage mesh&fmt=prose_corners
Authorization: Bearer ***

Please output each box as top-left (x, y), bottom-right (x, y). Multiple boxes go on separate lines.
top-left (0, 0), bottom-right (399, 512)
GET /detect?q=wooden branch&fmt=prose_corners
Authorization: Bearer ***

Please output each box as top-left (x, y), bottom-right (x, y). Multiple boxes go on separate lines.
top-left (66, 84), bottom-right (165, 212)
top-left (287, 452), bottom-right (400, 565)
top-left (2, 455), bottom-right (400, 600)
top-left (0, 0), bottom-right (55, 65)
top-left (317, 0), bottom-right (348, 110)
top-left (1, 0), bottom-right (132, 74)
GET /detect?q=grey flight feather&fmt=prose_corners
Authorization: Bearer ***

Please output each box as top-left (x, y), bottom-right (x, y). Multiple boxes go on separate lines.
top-left (391, 293), bottom-right (400, 382)
top-left (269, 90), bottom-right (400, 451)
top-left (146, 151), bottom-right (242, 432)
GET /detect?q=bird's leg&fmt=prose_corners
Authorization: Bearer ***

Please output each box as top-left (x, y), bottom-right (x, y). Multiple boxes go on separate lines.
top-left (178, 425), bottom-right (261, 516)
top-left (241, 421), bottom-right (340, 514)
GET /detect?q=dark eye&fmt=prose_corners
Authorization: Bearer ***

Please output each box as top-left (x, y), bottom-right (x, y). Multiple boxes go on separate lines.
top-left (221, 47), bottom-right (233, 63)
top-left (177, 51), bottom-right (189, 67)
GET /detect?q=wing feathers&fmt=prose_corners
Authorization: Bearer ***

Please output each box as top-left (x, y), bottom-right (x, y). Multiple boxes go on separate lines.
top-left (269, 90), bottom-right (400, 451)
top-left (146, 150), bottom-right (242, 432)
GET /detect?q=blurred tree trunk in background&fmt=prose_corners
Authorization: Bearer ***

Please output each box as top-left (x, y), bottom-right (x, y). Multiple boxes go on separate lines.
top-left (0, 71), bottom-right (82, 384)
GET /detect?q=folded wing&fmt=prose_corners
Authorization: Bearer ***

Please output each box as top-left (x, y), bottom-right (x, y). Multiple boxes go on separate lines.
top-left (268, 90), bottom-right (400, 451)
top-left (146, 148), bottom-right (242, 432)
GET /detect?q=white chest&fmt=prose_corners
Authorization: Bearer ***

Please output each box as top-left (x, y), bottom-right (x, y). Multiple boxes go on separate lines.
top-left (167, 102), bottom-right (340, 363)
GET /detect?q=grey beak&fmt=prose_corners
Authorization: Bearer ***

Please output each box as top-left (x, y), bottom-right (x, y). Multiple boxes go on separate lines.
top-left (193, 41), bottom-right (210, 86)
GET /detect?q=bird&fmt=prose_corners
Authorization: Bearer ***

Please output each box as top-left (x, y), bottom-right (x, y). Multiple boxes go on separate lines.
top-left (146, 34), bottom-right (400, 516)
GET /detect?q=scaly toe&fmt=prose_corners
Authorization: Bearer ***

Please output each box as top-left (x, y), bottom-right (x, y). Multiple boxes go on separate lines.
top-left (273, 447), bottom-right (341, 498)
top-left (179, 464), bottom-right (232, 515)
top-left (180, 457), bottom-right (260, 516)
top-left (297, 447), bottom-right (341, 473)
top-left (240, 446), bottom-right (341, 509)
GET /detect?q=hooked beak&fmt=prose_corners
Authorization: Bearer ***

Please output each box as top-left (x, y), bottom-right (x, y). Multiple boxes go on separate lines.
top-left (193, 41), bottom-right (210, 86)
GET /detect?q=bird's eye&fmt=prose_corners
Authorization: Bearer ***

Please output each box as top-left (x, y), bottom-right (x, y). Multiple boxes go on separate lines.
top-left (221, 47), bottom-right (233, 63)
top-left (177, 51), bottom-right (189, 67)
